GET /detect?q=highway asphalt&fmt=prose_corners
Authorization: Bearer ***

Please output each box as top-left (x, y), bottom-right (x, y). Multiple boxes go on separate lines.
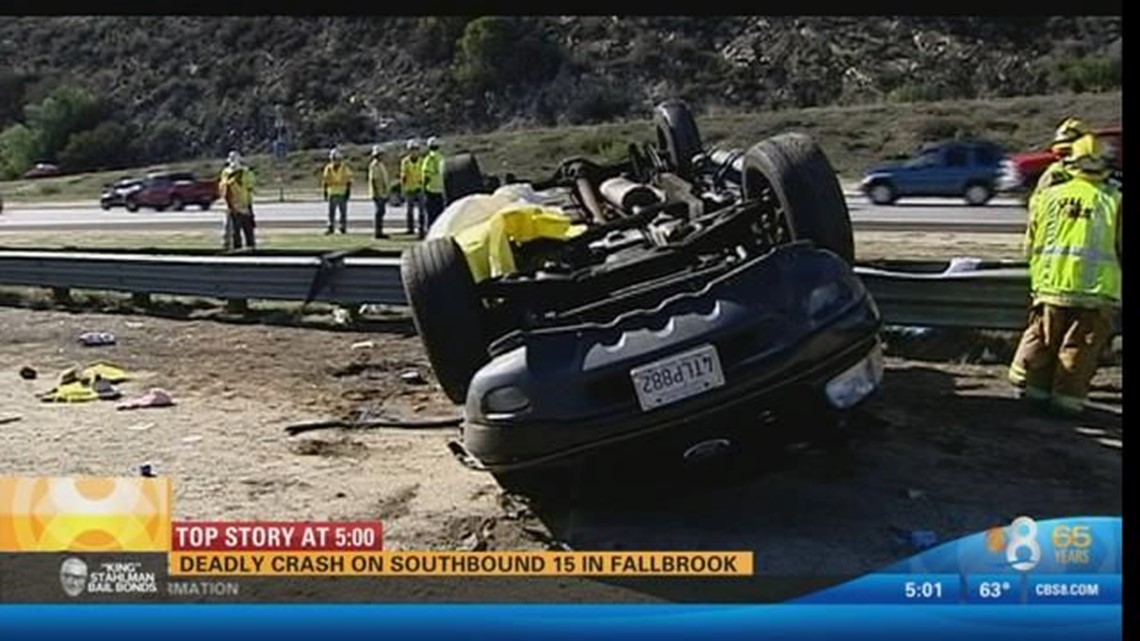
top-left (0, 195), bottom-right (1027, 234)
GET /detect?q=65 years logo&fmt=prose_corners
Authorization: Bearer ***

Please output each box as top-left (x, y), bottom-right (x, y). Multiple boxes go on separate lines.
top-left (986, 516), bottom-right (1097, 572)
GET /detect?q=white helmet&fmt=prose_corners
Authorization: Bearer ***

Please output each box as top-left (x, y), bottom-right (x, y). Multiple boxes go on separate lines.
top-left (226, 150), bottom-right (242, 167)
top-left (329, 147), bottom-right (342, 160)
top-left (426, 136), bottom-right (439, 149)
top-left (406, 138), bottom-right (421, 150)
top-left (371, 144), bottom-right (383, 156)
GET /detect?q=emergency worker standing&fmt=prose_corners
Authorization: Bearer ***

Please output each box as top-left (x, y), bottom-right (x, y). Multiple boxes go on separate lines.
top-left (421, 136), bottom-right (446, 231)
top-left (321, 147), bottom-right (353, 234)
top-left (218, 151), bottom-right (256, 250)
top-left (1008, 133), bottom-right (1122, 416)
top-left (400, 139), bottom-right (426, 238)
top-left (369, 144), bottom-right (391, 239)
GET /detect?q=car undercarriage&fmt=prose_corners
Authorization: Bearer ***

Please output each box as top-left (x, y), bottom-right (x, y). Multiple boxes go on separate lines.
top-left (399, 99), bottom-right (882, 493)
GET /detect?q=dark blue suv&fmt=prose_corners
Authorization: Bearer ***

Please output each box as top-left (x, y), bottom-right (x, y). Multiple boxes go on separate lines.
top-left (859, 140), bottom-right (1006, 206)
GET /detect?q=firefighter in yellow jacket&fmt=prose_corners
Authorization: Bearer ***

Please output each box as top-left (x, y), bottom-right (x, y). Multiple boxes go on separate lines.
top-left (320, 147), bottom-right (353, 234)
top-left (218, 151), bottom-right (256, 250)
top-left (421, 136), bottom-right (446, 232)
top-left (368, 144), bottom-right (391, 239)
top-left (400, 139), bottom-right (426, 238)
top-left (1027, 117), bottom-right (1087, 211)
top-left (1008, 133), bottom-right (1121, 416)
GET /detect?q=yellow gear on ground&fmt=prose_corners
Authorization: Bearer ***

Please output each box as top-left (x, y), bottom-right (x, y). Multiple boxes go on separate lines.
top-left (40, 381), bottom-right (100, 403)
top-left (453, 206), bottom-right (587, 283)
top-left (81, 362), bottom-right (130, 383)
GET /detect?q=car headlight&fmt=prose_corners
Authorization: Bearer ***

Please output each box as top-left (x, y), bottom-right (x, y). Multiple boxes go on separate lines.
top-left (482, 386), bottom-right (530, 416)
top-left (824, 343), bottom-right (884, 409)
top-left (806, 275), bottom-right (862, 324)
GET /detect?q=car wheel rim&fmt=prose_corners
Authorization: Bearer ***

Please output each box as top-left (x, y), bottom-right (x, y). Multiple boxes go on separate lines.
top-left (967, 186), bottom-right (986, 203)
top-left (872, 185), bottom-right (891, 203)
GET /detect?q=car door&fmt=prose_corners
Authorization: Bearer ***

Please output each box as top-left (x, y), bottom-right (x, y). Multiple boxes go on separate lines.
top-left (928, 143), bottom-right (971, 196)
top-left (896, 146), bottom-right (944, 197)
top-left (971, 143), bottom-right (1003, 188)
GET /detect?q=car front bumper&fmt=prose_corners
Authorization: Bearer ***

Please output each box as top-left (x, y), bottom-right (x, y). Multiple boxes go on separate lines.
top-left (460, 274), bottom-right (880, 469)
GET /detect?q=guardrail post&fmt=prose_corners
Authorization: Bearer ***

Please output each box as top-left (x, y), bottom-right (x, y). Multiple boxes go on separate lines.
top-left (51, 287), bottom-right (71, 304)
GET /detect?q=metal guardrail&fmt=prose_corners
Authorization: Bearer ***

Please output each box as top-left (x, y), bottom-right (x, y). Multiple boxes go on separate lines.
top-left (0, 249), bottom-right (1057, 331)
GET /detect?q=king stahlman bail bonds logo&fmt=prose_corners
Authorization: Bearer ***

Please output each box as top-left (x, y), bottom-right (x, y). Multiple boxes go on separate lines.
top-left (59, 556), bottom-right (159, 597)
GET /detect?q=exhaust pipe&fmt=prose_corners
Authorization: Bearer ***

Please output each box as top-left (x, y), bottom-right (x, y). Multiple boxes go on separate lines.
top-left (599, 177), bottom-right (666, 212)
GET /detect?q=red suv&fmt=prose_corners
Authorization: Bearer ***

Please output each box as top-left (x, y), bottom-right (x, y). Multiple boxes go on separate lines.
top-left (125, 171), bottom-right (218, 212)
top-left (997, 126), bottom-right (1123, 200)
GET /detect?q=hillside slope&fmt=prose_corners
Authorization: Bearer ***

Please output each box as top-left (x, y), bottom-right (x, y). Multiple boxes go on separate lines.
top-left (0, 16), bottom-right (1122, 173)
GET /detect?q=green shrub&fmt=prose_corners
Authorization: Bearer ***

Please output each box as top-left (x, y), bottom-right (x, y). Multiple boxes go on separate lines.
top-left (916, 117), bottom-right (975, 142)
top-left (456, 17), bottom-right (563, 92)
top-left (1051, 55), bottom-right (1121, 93)
top-left (58, 122), bottom-right (133, 172)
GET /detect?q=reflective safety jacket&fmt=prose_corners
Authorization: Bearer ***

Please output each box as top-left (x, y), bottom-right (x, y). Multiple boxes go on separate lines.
top-left (400, 154), bottom-right (424, 192)
top-left (218, 166), bottom-right (255, 215)
top-left (1026, 176), bottom-right (1122, 308)
top-left (1028, 160), bottom-right (1072, 212)
top-left (421, 150), bottom-right (445, 194)
top-left (368, 158), bottom-right (390, 199)
top-left (321, 162), bottom-right (353, 197)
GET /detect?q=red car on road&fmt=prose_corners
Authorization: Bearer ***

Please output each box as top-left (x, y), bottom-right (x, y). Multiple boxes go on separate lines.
top-left (124, 171), bottom-right (218, 212)
top-left (997, 126), bottom-right (1122, 200)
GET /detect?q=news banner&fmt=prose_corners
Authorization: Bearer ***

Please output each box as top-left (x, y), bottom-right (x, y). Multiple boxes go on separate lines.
top-left (0, 476), bottom-right (1121, 606)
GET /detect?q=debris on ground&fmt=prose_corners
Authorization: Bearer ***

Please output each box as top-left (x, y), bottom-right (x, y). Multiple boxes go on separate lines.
top-left (400, 370), bottom-right (427, 385)
top-left (944, 256), bottom-right (984, 273)
top-left (283, 412), bottom-right (462, 436)
top-left (77, 331), bottom-right (116, 347)
top-left (906, 488), bottom-right (927, 501)
top-left (332, 308), bottom-right (351, 325)
top-left (181, 435), bottom-right (204, 444)
top-left (39, 378), bottom-right (121, 403)
top-left (139, 463), bottom-right (156, 477)
top-left (115, 388), bottom-right (175, 411)
top-left (125, 422), bottom-right (156, 432)
top-left (18, 367), bottom-right (36, 380)
top-left (81, 362), bottom-right (130, 383)
top-left (0, 415), bottom-right (22, 426)
top-left (351, 340), bottom-right (376, 350)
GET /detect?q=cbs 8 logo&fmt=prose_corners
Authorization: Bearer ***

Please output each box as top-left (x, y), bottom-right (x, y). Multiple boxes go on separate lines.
top-left (1006, 516), bottom-right (1041, 571)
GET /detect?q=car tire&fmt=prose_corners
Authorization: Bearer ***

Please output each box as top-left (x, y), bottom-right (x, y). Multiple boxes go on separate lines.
top-left (868, 181), bottom-right (896, 206)
top-left (443, 153), bottom-right (488, 206)
top-left (101, 202), bottom-right (111, 211)
top-left (125, 200), bottom-right (139, 212)
top-left (171, 197), bottom-right (185, 211)
top-left (154, 205), bottom-right (168, 212)
top-left (742, 133), bottom-right (855, 263)
top-left (654, 99), bottom-right (703, 180)
top-left (400, 237), bottom-right (489, 404)
top-left (964, 183), bottom-right (992, 206)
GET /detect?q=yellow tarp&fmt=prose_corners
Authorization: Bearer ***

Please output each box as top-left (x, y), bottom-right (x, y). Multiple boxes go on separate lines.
top-left (453, 206), bottom-right (587, 283)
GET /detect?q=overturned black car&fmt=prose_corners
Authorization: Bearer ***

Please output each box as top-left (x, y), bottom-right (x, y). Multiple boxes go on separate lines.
top-left (400, 100), bottom-right (883, 492)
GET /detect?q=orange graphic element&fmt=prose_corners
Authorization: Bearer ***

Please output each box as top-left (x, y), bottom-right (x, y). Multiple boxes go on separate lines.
top-left (0, 477), bottom-right (171, 552)
top-left (985, 527), bottom-right (1007, 553)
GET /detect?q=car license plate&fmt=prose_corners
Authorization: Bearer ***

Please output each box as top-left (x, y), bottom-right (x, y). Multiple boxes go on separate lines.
top-left (630, 344), bottom-right (726, 412)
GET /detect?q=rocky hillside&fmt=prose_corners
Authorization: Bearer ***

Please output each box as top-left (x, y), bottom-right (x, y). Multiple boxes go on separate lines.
top-left (0, 16), bottom-right (1122, 175)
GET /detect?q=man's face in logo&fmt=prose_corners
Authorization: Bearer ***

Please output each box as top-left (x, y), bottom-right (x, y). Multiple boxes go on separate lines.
top-left (60, 558), bottom-right (88, 597)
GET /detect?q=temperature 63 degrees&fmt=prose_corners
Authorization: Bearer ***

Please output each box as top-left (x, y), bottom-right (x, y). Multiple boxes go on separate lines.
top-left (979, 581), bottom-right (1013, 599)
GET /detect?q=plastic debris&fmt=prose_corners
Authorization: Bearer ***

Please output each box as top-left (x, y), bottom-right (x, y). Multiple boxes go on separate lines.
top-left (126, 422), bottom-right (156, 432)
top-left (0, 415), bottom-right (22, 426)
top-left (115, 388), bottom-right (175, 411)
top-left (332, 308), bottom-right (351, 325)
top-left (139, 463), bottom-right (156, 478)
top-left (910, 530), bottom-right (938, 550)
top-left (401, 370), bottom-right (427, 385)
top-left (351, 340), bottom-right (376, 350)
top-left (181, 435), bottom-right (204, 444)
top-left (81, 362), bottom-right (130, 383)
top-left (78, 332), bottom-right (116, 347)
top-left (944, 256), bottom-right (983, 274)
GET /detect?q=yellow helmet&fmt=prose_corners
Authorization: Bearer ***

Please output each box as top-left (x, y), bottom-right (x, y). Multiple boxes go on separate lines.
top-left (1051, 117), bottom-right (1087, 154)
top-left (1063, 133), bottom-right (1110, 180)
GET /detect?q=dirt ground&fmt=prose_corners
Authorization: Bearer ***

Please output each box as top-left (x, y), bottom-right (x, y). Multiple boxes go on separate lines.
top-left (0, 304), bottom-right (1121, 581)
